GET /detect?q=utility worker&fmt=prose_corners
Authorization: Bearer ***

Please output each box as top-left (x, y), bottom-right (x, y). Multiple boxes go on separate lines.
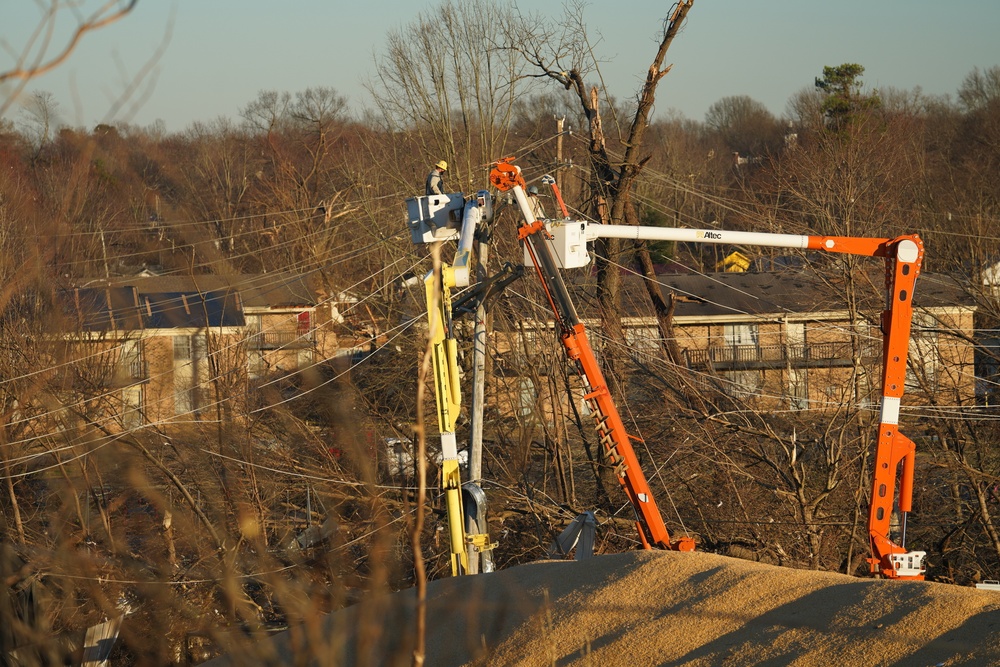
top-left (426, 160), bottom-right (448, 195)
top-left (527, 185), bottom-right (546, 220)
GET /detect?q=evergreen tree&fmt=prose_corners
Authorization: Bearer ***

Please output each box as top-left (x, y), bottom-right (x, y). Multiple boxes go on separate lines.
top-left (815, 63), bottom-right (880, 129)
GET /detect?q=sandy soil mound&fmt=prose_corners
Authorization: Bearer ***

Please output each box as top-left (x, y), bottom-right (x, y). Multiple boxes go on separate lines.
top-left (209, 550), bottom-right (1000, 666)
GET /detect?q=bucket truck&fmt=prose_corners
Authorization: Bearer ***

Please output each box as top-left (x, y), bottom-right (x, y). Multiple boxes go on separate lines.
top-left (489, 157), bottom-right (926, 579)
top-left (405, 191), bottom-right (497, 576)
top-left (490, 159), bottom-right (696, 553)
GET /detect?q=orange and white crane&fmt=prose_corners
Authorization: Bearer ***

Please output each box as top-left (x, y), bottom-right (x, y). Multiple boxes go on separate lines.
top-left (489, 157), bottom-right (926, 579)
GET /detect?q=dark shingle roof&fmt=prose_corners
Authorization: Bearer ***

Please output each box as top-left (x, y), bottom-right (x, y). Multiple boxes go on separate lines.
top-left (141, 291), bottom-right (245, 328)
top-left (92, 273), bottom-right (317, 309)
top-left (59, 286), bottom-right (245, 331)
top-left (559, 269), bottom-right (974, 321)
top-left (654, 271), bottom-right (972, 320)
top-left (60, 287), bottom-right (143, 331)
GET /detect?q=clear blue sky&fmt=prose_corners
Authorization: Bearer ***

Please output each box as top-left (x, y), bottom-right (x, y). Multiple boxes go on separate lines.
top-left (3, 0), bottom-right (998, 133)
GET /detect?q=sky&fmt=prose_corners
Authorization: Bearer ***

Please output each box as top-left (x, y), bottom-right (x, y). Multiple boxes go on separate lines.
top-left (2, 0), bottom-right (999, 133)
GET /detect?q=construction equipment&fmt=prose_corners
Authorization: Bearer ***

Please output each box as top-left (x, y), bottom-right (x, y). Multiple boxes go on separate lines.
top-left (489, 157), bottom-right (926, 579)
top-left (489, 159), bottom-right (695, 552)
top-left (407, 156), bottom-right (927, 579)
top-left (406, 190), bottom-right (496, 576)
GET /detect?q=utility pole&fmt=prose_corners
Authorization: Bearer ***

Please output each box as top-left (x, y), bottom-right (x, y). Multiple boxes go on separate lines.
top-left (554, 115), bottom-right (565, 191)
top-left (466, 236), bottom-right (489, 574)
top-left (468, 242), bottom-right (488, 485)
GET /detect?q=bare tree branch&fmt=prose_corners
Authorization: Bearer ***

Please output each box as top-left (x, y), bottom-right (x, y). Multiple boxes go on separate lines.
top-left (0, 0), bottom-right (138, 85)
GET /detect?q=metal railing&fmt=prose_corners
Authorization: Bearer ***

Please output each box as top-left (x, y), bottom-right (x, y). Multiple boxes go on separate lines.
top-left (246, 331), bottom-right (313, 350)
top-left (684, 341), bottom-right (878, 370)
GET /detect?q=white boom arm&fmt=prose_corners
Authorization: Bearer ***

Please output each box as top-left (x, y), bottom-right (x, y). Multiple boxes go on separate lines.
top-left (531, 220), bottom-right (920, 272)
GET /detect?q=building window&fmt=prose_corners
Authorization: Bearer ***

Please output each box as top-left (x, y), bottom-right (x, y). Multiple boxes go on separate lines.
top-left (122, 385), bottom-right (144, 428)
top-left (120, 339), bottom-right (143, 382)
top-left (248, 350), bottom-right (267, 379)
top-left (723, 370), bottom-right (763, 400)
top-left (786, 323), bottom-right (808, 408)
top-left (724, 323), bottom-right (759, 349)
top-left (174, 335), bottom-right (191, 361)
top-left (788, 368), bottom-right (808, 410)
top-left (720, 323), bottom-right (762, 399)
top-left (173, 335), bottom-right (206, 416)
top-left (906, 313), bottom-right (939, 393)
top-left (246, 314), bottom-right (263, 345)
top-left (518, 378), bottom-right (536, 418)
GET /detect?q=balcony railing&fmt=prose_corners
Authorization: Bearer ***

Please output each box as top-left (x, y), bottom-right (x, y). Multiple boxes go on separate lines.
top-left (246, 331), bottom-right (313, 350)
top-left (684, 341), bottom-right (878, 371)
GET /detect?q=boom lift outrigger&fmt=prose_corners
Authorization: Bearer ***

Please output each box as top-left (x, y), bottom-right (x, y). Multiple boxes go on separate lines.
top-left (489, 157), bottom-right (926, 579)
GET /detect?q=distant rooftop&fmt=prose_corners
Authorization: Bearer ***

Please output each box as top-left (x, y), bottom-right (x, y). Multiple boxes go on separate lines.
top-left (60, 287), bottom-right (245, 331)
top-left (555, 268), bottom-right (975, 322)
top-left (82, 272), bottom-right (318, 309)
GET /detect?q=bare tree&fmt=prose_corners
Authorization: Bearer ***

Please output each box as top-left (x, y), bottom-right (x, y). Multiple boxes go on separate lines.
top-left (16, 91), bottom-right (60, 157)
top-left (509, 2), bottom-right (694, 387)
top-left (957, 65), bottom-right (1000, 113)
top-left (0, 0), bottom-right (139, 117)
top-left (368, 0), bottom-right (539, 193)
top-left (166, 118), bottom-right (255, 255)
top-left (704, 95), bottom-right (784, 157)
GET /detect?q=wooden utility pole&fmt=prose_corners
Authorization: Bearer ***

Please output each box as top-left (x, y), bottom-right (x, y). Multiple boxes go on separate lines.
top-left (467, 238), bottom-right (489, 574)
top-left (555, 115), bottom-right (565, 191)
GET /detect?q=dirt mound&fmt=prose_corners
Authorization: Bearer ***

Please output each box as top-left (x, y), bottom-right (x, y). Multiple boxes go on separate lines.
top-left (208, 550), bottom-right (1000, 666)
